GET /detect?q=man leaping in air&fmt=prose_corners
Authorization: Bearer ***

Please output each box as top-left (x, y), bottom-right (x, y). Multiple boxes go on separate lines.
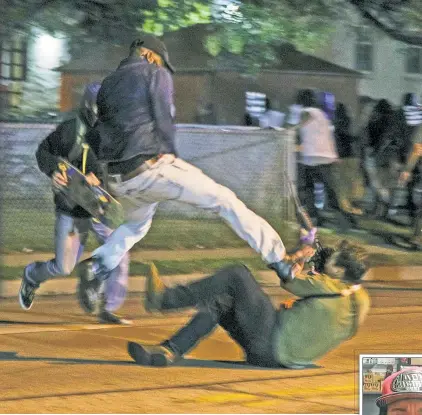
top-left (76, 35), bottom-right (303, 312)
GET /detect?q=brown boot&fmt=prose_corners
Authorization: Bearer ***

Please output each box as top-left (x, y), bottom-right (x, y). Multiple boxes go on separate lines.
top-left (340, 199), bottom-right (363, 216)
top-left (144, 262), bottom-right (167, 312)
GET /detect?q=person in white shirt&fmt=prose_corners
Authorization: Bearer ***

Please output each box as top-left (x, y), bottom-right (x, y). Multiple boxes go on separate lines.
top-left (293, 89), bottom-right (355, 230)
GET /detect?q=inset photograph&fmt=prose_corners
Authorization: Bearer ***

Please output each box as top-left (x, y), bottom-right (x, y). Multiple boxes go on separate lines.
top-left (361, 355), bottom-right (422, 415)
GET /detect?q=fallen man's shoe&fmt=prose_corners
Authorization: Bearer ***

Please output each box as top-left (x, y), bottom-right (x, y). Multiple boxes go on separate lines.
top-left (127, 342), bottom-right (179, 367)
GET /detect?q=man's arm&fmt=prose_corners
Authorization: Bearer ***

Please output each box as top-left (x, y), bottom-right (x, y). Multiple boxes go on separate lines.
top-left (399, 124), bottom-right (422, 184)
top-left (150, 67), bottom-right (176, 154)
top-left (288, 111), bottom-right (311, 152)
top-left (35, 124), bottom-right (66, 177)
top-left (288, 111), bottom-right (311, 129)
top-left (280, 273), bottom-right (345, 297)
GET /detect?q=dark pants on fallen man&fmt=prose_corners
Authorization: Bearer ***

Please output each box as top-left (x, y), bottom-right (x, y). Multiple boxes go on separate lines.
top-left (159, 264), bottom-right (281, 367)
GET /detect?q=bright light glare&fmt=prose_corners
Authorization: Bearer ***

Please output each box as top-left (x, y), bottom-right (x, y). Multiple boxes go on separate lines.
top-left (221, 3), bottom-right (243, 22)
top-left (212, 0), bottom-right (243, 22)
top-left (34, 34), bottom-right (64, 69)
top-left (226, 4), bottom-right (239, 12)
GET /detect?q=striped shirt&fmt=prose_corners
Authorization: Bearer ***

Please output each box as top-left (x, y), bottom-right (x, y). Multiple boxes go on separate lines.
top-left (403, 105), bottom-right (422, 126)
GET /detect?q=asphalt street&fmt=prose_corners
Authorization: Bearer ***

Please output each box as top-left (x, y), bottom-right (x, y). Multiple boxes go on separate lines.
top-left (0, 287), bottom-right (421, 414)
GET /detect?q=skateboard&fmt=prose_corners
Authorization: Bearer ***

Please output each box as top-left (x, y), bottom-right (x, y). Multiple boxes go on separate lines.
top-left (56, 158), bottom-right (125, 229)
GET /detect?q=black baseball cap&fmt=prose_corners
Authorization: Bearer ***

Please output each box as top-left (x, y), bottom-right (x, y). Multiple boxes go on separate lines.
top-left (130, 35), bottom-right (175, 73)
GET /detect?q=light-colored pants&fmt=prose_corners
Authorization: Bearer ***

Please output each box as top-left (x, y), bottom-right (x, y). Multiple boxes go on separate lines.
top-left (93, 155), bottom-right (286, 272)
top-left (26, 213), bottom-right (129, 312)
top-left (364, 156), bottom-right (401, 203)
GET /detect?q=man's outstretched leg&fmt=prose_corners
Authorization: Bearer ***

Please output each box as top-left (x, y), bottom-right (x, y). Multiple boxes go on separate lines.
top-left (76, 156), bottom-right (296, 313)
top-left (128, 309), bottom-right (217, 366)
top-left (128, 263), bottom-right (279, 367)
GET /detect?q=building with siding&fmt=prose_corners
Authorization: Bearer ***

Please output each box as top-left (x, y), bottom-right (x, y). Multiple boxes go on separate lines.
top-left (55, 24), bottom-right (362, 125)
top-left (312, 12), bottom-right (422, 105)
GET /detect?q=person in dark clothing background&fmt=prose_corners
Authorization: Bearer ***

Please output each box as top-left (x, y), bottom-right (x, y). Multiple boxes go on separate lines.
top-left (18, 83), bottom-right (130, 325)
top-left (362, 99), bottom-right (398, 216)
top-left (393, 93), bottom-right (422, 172)
top-left (395, 124), bottom-right (422, 248)
top-left (334, 103), bottom-right (353, 159)
top-left (333, 103), bottom-right (363, 215)
top-left (367, 99), bottom-right (395, 158)
top-left (387, 93), bottom-right (422, 227)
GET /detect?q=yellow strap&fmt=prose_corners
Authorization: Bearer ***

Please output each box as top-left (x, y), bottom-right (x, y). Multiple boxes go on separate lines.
top-left (82, 143), bottom-right (89, 174)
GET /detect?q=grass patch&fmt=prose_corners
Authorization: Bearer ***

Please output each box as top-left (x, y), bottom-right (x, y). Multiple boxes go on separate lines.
top-left (0, 257), bottom-right (267, 280)
top-left (4, 206), bottom-right (422, 276)
top-left (2, 206), bottom-right (299, 252)
top-left (2, 246), bottom-right (422, 281)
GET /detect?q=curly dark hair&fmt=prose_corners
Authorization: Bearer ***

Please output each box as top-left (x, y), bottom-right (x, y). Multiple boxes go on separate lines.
top-left (311, 247), bottom-right (335, 274)
top-left (335, 241), bottom-right (368, 281)
top-left (311, 240), bottom-right (368, 281)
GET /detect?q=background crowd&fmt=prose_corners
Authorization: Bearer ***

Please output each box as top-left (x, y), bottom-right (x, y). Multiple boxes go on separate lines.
top-left (256, 89), bottom-right (422, 244)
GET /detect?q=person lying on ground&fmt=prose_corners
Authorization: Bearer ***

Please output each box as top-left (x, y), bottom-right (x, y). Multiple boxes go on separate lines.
top-left (128, 238), bottom-right (370, 369)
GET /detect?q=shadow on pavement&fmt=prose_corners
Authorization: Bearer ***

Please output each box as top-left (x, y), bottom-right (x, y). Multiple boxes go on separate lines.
top-left (0, 320), bottom-right (74, 325)
top-left (176, 358), bottom-right (283, 370)
top-left (0, 351), bottom-right (320, 370)
top-left (177, 358), bottom-right (320, 370)
top-left (0, 351), bottom-right (133, 366)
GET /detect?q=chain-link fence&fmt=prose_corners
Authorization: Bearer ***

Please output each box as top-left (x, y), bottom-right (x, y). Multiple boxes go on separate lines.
top-left (0, 123), bottom-right (296, 253)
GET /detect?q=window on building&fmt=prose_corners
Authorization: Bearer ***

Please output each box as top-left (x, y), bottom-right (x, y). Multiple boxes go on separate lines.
top-left (0, 36), bottom-right (27, 111)
top-left (406, 46), bottom-right (422, 74)
top-left (0, 37), bottom-right (27, 81)
top-left (355, 26), bottom-right (373, 72)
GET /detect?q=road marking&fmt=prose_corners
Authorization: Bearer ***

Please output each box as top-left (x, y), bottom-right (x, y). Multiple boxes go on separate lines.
top-left (0, 324), bottom-right (124, 335)
top-left (197, 391), bottom-right (258, 403)
top-left (0, 370), bottom-right (355, 403)
top-left (188, 383), bottom-right (356, 409)
top-left (0, 317), bottom-right (191, 335)
top-left (244, 399), bottom-right (284, 408)
top-left (244, 394), bottom-right (355, 410)
top-left (267, 383), bottom-right (354, 397)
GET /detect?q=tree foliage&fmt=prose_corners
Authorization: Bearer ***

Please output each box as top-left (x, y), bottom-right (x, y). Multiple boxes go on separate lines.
top-left (348, 0), bottom-right (422, 44)
top-left (2, 0), bottom-right (421, 67)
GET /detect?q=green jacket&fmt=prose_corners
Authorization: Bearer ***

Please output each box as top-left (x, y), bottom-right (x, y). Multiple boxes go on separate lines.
top-left (272, 273), bottom-right (371, 368)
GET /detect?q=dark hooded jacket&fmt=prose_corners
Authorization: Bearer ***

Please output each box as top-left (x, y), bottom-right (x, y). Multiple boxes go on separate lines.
top-left (36, 117), bottom-right (100, 218)
top-left (95, 56), bottom-right (176, 168)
